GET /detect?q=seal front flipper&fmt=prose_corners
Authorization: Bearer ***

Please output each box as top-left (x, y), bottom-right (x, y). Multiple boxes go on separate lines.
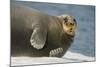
top-left (30, 24), bottom-right (47, 50)
top-left (49, 47), bottom-right (63, 57)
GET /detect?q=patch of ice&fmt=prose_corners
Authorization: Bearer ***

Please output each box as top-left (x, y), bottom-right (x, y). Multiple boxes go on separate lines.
top-left (63, 51), bottom-right (95, 62)
top-left (11, 51), bottom-right (95, 66)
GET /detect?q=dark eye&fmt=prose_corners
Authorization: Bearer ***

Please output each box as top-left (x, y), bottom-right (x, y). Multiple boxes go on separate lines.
top-left (64, 17), bottom-right (68, 23)
top-left (73, 19), bottom-right (76, 22)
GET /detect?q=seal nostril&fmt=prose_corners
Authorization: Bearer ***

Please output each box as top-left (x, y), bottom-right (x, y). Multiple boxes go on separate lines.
top-left (70, 28), bottom-right (72, 31)
top-left (70, 23), bottom-right (74, 25)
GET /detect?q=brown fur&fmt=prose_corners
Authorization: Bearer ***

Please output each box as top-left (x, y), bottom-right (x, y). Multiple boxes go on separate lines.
top-left (11, 4), bottom-right (77, 57)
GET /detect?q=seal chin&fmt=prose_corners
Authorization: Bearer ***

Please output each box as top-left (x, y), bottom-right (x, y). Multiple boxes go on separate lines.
top-left (66, 31), bottom-right (75, 36)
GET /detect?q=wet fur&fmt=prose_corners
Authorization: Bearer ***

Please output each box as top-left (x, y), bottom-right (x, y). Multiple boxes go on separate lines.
top-left (11, 3), bottom-right (75, 57)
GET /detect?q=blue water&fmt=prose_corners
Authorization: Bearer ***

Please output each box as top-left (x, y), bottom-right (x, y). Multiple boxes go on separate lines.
top-left (15, 1), bottom-right (95, 57)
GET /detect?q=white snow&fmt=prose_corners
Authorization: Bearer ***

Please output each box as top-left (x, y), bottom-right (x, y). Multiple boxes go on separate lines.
top-left (11, 51), bottom-right (95, 66)
top-left (63, 51), bottom-right (95, 61)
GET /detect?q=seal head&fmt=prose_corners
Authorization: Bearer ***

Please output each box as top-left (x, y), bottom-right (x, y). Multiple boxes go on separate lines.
top-left (58, 15), bottom-right (77, 36)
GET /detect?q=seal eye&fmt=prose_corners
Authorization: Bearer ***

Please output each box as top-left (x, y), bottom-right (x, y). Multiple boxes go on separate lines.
top-left (73, 18), bottom-right (76, 22)
top-left (64, 17), bottom-right (68, 23)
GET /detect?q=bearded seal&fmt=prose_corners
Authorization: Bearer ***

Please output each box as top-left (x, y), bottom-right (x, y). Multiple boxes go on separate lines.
top-left (11, 3), bottom-right (77, 57)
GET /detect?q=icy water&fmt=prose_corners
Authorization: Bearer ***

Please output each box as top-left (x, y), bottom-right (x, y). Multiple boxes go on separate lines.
top-left (15, 1), bottom-right (95, 57)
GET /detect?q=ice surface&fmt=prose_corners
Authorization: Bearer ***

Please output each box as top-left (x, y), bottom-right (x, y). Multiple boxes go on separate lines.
top-left (11, 51), bottom-right (95, 66)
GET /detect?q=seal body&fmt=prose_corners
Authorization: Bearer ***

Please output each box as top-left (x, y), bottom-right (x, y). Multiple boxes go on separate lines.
top-left (11, 3), bottom-right (76, 57)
